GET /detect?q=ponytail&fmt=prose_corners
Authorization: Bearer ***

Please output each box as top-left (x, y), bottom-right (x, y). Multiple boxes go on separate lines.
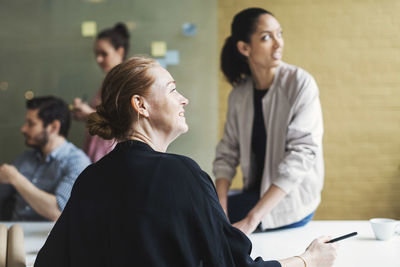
top-left (220, 36), bottom-right (251, 85)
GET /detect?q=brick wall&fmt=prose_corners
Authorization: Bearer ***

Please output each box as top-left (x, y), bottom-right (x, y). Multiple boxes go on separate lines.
top-left (217, 0), bottom-right (400, 219)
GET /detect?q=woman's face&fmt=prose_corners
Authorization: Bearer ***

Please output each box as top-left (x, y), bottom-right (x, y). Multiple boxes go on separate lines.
top-left (243, 14), bottom-right (284, 70)
top-left (146, 66), bottom-right (189, 140)
top-left (94, 39), bottom-right (124, 73)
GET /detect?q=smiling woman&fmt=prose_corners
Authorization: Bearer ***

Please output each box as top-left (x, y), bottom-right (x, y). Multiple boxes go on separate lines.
top-left (32, 56), bottom-right (337, 267)
top-left (133, 66), bottom-right (189, 149)
top-left (85, 57), bottom-right (189, 151)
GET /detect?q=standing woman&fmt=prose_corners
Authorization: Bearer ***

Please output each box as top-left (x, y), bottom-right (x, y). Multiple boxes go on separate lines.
top-left (72, 23), bottom-right (130, 162)
top-left (213, 8), bottom-right (324, 234)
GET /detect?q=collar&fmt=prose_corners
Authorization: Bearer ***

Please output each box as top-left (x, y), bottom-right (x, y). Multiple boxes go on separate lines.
top-left (246, 62), bottom-right (284, 96)
top-left (34, 140), bottom-right (69, 163)
top-left (116, 140), bottom-right (155, 152)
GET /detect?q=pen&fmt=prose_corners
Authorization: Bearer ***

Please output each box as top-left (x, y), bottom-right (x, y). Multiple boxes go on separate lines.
top-left (326, 232), bottom-right (357, 243)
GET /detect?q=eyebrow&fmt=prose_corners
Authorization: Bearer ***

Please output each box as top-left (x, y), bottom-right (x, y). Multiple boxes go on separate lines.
top-left (259, 28), bottom-right (282, 35)
top-left (166, 81), bottom-right (176, 86)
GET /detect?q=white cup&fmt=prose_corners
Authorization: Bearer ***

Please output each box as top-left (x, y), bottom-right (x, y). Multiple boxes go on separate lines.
top-left (370, 218), bottom-right (400, 241)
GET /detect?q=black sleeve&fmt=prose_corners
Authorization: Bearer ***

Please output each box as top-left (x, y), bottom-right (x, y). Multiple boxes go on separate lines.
top-left (175, 155), bottom-right (281, 267)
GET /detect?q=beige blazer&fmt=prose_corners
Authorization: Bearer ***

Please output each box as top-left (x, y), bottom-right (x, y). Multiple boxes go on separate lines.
top-left (213, 62), bottom-right (324, 229)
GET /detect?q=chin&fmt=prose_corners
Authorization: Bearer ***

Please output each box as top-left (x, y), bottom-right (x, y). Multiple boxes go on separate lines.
top-left (25, 140), bottom-right (39, 149)
top-left (176, 127), bottom-right (188, 136)
top-left (24, 139), bottom-right (32, 146)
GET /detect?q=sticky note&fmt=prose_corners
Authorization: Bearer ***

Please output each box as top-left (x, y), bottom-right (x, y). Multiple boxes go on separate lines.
top-left (165, 50), bottom-right (179, 65)
top-left (182, 23), bottom-right (197, 36)
top-left (0, 82), bottom-right (8, 91)
top-left (126, 21), bottom-right (136, 30)
top-left (81, 21), bottom-right (97, 37)
top-left (151, 41), bottom-right (167, 57)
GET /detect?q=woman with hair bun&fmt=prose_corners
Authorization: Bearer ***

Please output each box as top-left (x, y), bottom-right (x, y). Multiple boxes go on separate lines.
top-left (72, 23), bottom-right (130, 162)
top-left (213, 8), bottom-right (324, 234)
top-left (35, 56), bottom-right (337, 267)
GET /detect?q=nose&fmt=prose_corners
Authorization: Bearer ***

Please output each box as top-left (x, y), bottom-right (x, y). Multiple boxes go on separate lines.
top-left (181, 95), bottom-right (189, 106)
top-left (273, 35), bottom-right (283, 48)
top-left (96, 55), bottom-right (103, 64)
top-left (21, 123), bottom-right (27, 134)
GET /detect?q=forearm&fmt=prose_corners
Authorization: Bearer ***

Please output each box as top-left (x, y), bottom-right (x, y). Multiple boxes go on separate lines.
top-left (247, 184), bottom-right (286, 223)
top-left (11, 173), bottom-right (61, 221)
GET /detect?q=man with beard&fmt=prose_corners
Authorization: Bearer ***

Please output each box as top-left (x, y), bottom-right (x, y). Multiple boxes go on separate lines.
top-left (0, 96), bottom-right (90, 221)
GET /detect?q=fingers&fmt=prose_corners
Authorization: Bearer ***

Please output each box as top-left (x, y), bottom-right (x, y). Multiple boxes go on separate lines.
top-left (318, 236), bottom-right (340, 249)
top-left (73, 98), bottom-right (82, 105)
top-left (305, 236), bottom-right (339, 267)
top-left (317, 236), bottom-right (332, 243)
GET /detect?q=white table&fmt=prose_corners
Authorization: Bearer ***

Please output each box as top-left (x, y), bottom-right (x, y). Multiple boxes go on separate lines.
top-left (249, 220), bottom-right (400, 267)
top-left (3, 221), bottom-right (400, 267)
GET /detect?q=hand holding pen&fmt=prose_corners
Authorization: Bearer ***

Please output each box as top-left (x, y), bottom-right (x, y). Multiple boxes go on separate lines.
top-left (294, 232), bottom-right (357, 267)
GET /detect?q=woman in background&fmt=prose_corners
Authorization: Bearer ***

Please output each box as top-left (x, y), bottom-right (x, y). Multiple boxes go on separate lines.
top-left (72, 23), bottom-right (130, 162)
top-left (213, 8), bottom-right (324, 234)
top-left (34, 56), bottom-right (337, 267)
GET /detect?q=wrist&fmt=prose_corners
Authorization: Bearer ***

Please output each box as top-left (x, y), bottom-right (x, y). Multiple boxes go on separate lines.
top-left (10, 172), bottom-right (24, 188)
top-left (247, 211), bottom-right (261, 227)
top-left (295, 255), bottom-right (307, 267)
top-left (300, 251), bottom-right (312, 267)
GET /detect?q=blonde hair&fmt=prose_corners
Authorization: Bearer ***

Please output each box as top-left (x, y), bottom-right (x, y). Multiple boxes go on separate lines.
top-left (87, 56), bottom-right (157, 140)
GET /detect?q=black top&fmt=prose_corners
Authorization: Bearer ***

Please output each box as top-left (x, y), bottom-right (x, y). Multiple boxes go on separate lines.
top-left (248, 88), bottom-right (268, 192)
top-left (34, 141), bottom-right (280, 267)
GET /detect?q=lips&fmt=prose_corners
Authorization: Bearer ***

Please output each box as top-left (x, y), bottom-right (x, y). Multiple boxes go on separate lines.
top-left (179, 111), bottom-right (185, 117)
top-left (272, 52), bottom-right (282, 60)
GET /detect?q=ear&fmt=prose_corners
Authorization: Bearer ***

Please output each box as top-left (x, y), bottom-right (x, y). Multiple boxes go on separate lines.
top-left (131, 95), bottom-right (150, 118)
top-left (117, 47), bottom-right (125, 59)
top-left (47, 120), bottom-right (61, 135)
top-left (237, 40), bottom-right (250, 57)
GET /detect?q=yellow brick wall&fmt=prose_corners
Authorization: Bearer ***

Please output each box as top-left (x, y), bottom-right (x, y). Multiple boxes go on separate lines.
top-left (218, 0), bottom-right (400, 219)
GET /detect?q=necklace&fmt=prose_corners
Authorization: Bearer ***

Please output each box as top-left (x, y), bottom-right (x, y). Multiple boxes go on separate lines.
top-left (128, 133), bottom-right (164, 152)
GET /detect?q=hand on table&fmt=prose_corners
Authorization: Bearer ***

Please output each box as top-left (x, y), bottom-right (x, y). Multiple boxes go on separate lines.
top-left (233, 215), bottom-right (259, 235)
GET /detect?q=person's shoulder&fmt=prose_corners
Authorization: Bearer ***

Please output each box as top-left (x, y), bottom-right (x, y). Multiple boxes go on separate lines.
top-left (58, 141), bottom-right (91, 166)
top-left (277, 62), bottom-right (314, 84)
top-left (15, 149), bottom-right (36, 159)
top-left (276, 62), bottom-right (318, 100)
top-left (12, 149), bottom-right (36, 167)
top-left (162, 153), bottom-right (215, 190)
top-left (230, 76), bottom-right (252, 96)
top-left (65, 142), bottom-right (89, 159)
top-left (156, 153), bottom-right (218, 206)
top-left (159, 153), bottom-right (202, 176)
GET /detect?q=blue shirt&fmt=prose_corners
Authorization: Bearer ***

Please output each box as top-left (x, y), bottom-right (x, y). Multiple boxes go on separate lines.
top-left (1, 141), bottom-right (90, 221)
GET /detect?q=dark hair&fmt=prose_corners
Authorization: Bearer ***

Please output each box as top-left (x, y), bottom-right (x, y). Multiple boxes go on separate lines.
top-left (26, 96), bottom-right (71, 138)
top-left (97, 23), bottom-right (130, 59)
top-left (87, 56), bottom-right (157, 140)
top-left (221, 8), bottom-right (274, 85)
